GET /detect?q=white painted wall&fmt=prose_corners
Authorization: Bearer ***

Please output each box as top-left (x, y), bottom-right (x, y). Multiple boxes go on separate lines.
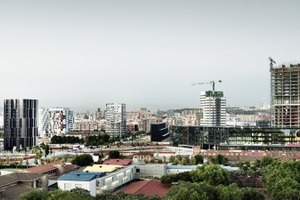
top-left (97, 165), bottom-right (137, 193)
top-left (57, 179), bottom-right (96, 197)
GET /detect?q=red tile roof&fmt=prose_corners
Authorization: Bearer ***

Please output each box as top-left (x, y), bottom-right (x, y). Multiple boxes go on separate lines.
top-left (25, 164), bottom-right (58, 174)
top-left (103, 159), bottom-right (132, 166)
top-left (121, 179), bottom-right (171, 197)
top-left (63, 164), bottom-right (78, 171)
top-left (0, 173), bottom-right (45, 188)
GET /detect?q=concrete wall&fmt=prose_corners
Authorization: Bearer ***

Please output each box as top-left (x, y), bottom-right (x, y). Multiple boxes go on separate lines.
top-left (136, 164), bottom-right (166, 177)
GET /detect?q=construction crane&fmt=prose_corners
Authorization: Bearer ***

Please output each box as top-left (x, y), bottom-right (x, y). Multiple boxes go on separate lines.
top-left (269, 57), bottom-right (276, 69)
top-left (191, 80), bottom-right (222, 91)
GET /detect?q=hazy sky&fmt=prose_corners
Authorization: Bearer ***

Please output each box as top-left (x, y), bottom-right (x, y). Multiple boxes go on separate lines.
top-left (1, 0), bottom-right (300, 112)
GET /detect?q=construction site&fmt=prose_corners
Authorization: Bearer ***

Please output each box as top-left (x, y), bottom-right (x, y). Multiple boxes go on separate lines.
top-left (270, 61), bottom-right (300, 128)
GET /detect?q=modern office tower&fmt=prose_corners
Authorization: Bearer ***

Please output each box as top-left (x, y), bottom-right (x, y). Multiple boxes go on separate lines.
top-left (200, 91), bottom-right (226, 126)
top-left (4, 99), bottom-right (38, 150)
top-left (105, 103), bottom-right (126, 138)
top-left (271, 63), bottom-right (300, 127)
top-left (46, 107), bottom-right (74, 137)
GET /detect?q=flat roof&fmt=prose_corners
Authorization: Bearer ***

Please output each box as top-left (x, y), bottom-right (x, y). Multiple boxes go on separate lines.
top-left (166, 164), bottom-right (197, 170)
top-left (103, 159), bottom-right (132, 166)
top-left (58, 172), bottom-right (102, 181)
top-left (69, 171), bottom-right (106, 176)
top-left (83, 164), bottom-right (123, 173)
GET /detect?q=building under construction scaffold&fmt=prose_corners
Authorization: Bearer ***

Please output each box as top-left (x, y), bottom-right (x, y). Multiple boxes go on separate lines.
top-left (270, 59), bottom-right (300, 128)
top-left (193, 80), bottom-right (226, 127)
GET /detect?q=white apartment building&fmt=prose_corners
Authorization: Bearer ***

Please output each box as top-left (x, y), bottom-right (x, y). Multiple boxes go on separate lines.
top-left (38, 108), bottom-right (49, 137)
top-left (200, 91), bottom-right (226, 127)
top-left (45, 107), bottom-right (74, 137)
top-left (105, 103), bottom-right (126, 138)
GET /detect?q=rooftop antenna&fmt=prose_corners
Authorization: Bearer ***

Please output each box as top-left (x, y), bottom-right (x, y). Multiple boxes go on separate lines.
top-left (269, 57), bottom-right (276, 69)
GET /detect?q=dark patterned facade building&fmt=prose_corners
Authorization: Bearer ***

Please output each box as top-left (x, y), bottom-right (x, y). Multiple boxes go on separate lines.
top-left (151, 122), bottom-right (169, 142)
top-left (4, 99), bottom-right (38, 150)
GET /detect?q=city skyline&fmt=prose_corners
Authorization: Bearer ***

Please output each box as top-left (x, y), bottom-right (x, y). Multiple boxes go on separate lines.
top-left (1, 1), bottom-right (300, 112)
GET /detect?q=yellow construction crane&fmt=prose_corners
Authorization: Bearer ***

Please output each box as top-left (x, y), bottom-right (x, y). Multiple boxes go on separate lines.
top-left (191, 80), bottom-right (222, 91)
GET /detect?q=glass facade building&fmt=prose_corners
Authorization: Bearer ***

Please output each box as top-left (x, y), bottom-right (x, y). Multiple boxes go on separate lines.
top-left (170, 125), bottom-right (299, 149)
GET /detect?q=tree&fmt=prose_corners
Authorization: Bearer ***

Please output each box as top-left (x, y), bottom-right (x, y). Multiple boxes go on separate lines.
top-left (98, 152), bottom-right (104, 161)
top-left (191, 164), bottom-right (230, 186)
top-left (51, 135), bottom-right (82, 144)
top-left (241, 188), bottom-right (264, 200)
top-left (18, 189), bottom-right (47, 200)
top-left (71, 154), bottom-right (94, 166)
top-left (165, 182), bottom-right (218, 200)
top-left (182, 156), bottom-right (190, 165)
top-left (194, 154), bottom-right (204, 164)
top-left (262, 159), bottom-right (300, 200)
top-left (40, 142), bottom-right (46, 150)
top-left (165, 181), bottom-right (262, 200)
top-left (217, 184), bottom-right (243, 200)
top-left (47, 190), bottom-right (71, 200)
top-left (210, 154), bottom-right (228, 165)
top-left (260, 156), bottom-right (275, 168)
top-left (96, 191), bottom-right (161, 200)
top-left (69, 188), bottom-right (93, 200)
top-left (109, 150), bottom-right (120, 159)
top-left (161, 174), bottom-right (175, 184)
top-left (45, 145), bottom-right (50, 157)
top-left (32, 147), bottom-right (42, 160)
top-left (161, 172), bottom-right (192, 184)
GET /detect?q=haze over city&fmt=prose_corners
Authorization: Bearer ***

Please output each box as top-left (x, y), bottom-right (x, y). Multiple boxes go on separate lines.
top-left (1, 0), bottom-right (300, 111)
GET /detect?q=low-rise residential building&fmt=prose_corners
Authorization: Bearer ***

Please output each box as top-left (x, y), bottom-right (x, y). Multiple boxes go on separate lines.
top-left (58, 165), bottom-right (138, 196)
top-left (58, 172), bottom-right (105, 197)
top-left (97, 165), bottom-right (138, 193)
top-left (25, 162), bottom-right (78, 177)
top-left (0, 173), bottom-right (48, 200)
top-left (56, 162), bottom-right (240, 196)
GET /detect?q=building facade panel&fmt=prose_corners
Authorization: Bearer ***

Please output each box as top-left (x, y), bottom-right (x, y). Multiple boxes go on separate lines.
top-left (170, 125), bottom-right (298, 148)
top-left (150, 123), bottom-right (169, 141)
top-left (105, 103), bottom-right (126, 138)
top-left (200, 91), bottom-right (226, 127)
top-left (4, 99), bottom-right (38, 150)
top-left (41, 107), bottom-right (74, 137)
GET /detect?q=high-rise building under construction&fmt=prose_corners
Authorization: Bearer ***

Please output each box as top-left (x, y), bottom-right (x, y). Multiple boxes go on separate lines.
top-left (271, 63), bottom-right (300, 127)
top-left (200, 90), bottom-right (226, 127)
